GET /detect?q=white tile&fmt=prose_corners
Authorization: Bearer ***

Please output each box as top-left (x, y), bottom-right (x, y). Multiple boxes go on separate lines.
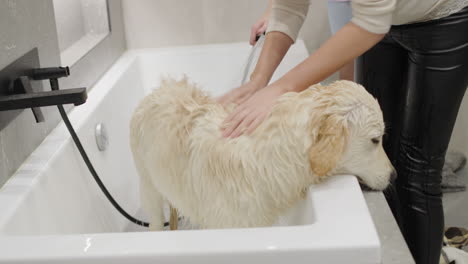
top-left (122, 0), bottom-right (331, 54)
top-left (201, 0), bottom-right (267, 44)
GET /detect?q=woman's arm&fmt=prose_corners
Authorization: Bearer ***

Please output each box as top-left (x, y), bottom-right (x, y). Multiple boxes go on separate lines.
top-left (255, 0), bottom-right (394, 91)
top-left (218, 0), bottom-right (309, 106)
top-left (249, 31), bottom-right (294, 87)
top-left (217, 31), bottom-right (292, 105)
top-left (274, 22), bottom-right (385, 93)
top-left (222, 0), bottom-right (397, 138)
top-left (222, 22), bottom-right (385, 138)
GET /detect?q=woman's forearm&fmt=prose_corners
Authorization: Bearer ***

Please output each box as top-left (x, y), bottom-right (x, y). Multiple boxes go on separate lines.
top-left (274, 22), bottom-right (385, 93)
top-left (250, 31), bottom-right (294, 86)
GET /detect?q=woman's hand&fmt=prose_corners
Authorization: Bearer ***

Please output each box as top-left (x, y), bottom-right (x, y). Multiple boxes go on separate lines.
top-left (249, 0), bottom-right (272, 45)
top-left (217, 78), bottom-right (266, 106)
top-left (250, 17), bottom-right (269, 45)
top-left (222, 84), bottom-right (284, 138)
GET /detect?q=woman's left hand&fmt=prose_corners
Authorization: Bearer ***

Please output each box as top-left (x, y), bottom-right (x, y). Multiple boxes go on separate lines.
top-left (222, 84), bottom-right (284, 138)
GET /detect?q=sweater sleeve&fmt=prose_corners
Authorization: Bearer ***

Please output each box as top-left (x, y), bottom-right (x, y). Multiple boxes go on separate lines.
top-left (351, 0), bottom-right (396, 34)
top-left (266, 0), bottom-right (310, 42)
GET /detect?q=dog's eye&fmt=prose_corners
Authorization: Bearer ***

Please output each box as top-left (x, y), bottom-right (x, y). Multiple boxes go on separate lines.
top-left (371, 138), bottom-right (380, 144)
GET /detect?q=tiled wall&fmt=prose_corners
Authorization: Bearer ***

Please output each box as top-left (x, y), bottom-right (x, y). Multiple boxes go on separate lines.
top-left (0, 0), bottom-right (126, 187)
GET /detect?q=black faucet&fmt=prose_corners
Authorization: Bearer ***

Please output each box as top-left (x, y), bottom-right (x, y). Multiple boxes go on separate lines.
top-left (0, 66), bottom-right (87, 123)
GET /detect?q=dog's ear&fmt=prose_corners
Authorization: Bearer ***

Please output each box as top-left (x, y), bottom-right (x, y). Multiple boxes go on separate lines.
top-left (309, 113), bottom-right (348, 177)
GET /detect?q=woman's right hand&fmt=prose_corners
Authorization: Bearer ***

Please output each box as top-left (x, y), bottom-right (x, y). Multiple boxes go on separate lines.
top-left (250, 17), bottom-right (269, 45)
top-left (217, 78), bottom-right (267, 106)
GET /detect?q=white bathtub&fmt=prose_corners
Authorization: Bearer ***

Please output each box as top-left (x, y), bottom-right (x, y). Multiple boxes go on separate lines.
top-left (0, 41), bottom-right (381, 263)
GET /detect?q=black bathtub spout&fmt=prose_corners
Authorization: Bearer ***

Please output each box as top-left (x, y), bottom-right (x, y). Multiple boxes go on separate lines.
top-left (32, 66), bottom-right (70, 81)
top-left (0, 67), bottom-right (87, 123)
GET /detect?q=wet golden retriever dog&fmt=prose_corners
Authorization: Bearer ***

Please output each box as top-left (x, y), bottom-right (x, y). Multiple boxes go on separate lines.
top-left (130, 78), bottom-right (395, 230)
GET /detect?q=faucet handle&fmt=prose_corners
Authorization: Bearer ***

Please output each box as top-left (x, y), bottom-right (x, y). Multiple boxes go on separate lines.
top-left (13, 76), bottom-right (44, 123)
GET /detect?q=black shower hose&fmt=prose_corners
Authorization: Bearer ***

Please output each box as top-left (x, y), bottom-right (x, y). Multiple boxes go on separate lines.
top-left (57, 104), bottom-right (172, 228)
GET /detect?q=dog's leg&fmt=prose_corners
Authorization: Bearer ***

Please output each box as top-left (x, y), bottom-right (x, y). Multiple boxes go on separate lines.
top-left (139, 173), bottom-right (165, 231)
top-left (169, 205), bottom-right (178, 230)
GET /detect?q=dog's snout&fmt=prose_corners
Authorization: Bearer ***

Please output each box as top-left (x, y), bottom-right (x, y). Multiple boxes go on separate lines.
top-left (390, 169), bottom-right (397, 182)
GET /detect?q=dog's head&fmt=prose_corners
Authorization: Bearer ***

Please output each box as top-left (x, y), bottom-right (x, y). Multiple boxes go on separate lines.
top-left (307, 81), bottom-right (395, 190)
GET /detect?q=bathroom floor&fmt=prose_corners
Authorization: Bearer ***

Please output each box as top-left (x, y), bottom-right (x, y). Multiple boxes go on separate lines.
top-left (443, 166), bottom-right (468, 228)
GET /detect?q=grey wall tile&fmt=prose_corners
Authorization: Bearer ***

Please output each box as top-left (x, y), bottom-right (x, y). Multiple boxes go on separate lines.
top-left (0, 0), bottom-right (60, 187)
top-left (0, 0), bottom-right (126, 187)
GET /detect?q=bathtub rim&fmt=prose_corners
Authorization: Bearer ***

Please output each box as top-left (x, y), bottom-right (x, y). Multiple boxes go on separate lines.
top-left (0, 175), bottom-right (380, 263)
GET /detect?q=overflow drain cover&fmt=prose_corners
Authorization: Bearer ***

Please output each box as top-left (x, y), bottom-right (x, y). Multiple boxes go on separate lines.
top-left (95, 123), bottom-right (109, 151)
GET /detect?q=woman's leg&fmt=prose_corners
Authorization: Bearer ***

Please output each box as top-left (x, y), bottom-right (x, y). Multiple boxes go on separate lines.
top-left (355, 35), bottom-right (407, 226)
top-left (390, 8), bottom-right (468, 264)
top-left (327, 1), bottom-right (354, 81)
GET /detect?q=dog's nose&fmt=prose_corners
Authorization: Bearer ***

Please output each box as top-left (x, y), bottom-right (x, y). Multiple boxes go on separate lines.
top-left (390, 170), bottom-right (397, 182)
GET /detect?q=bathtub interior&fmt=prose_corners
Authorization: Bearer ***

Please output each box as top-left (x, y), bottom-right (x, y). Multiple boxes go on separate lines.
top-left (0, 41), bottom-right (321, 236)
top-left (135, 41), bottom-right (309, 96)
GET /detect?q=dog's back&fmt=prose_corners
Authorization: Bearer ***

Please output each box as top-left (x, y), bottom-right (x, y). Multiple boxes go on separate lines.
top-left (130, 79), bottom-right (316, 229)
top-left (131, 79), bottom-right (255, 228)
top-left (131, 79), bottom-right (392, 230)
top-left (130, 78), bottom-right (207, 176)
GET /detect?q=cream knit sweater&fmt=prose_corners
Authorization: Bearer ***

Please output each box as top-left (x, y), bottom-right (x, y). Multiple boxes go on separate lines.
top-left (267, 0), bottom-right (468, 41)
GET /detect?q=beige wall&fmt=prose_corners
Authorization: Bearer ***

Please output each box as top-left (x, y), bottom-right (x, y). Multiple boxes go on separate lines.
top-left (122, 0), bottom-right (331, 53)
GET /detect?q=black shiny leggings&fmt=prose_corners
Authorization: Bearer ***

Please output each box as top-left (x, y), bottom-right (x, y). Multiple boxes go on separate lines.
top-left (356, 7), bottom-right (468, 264)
